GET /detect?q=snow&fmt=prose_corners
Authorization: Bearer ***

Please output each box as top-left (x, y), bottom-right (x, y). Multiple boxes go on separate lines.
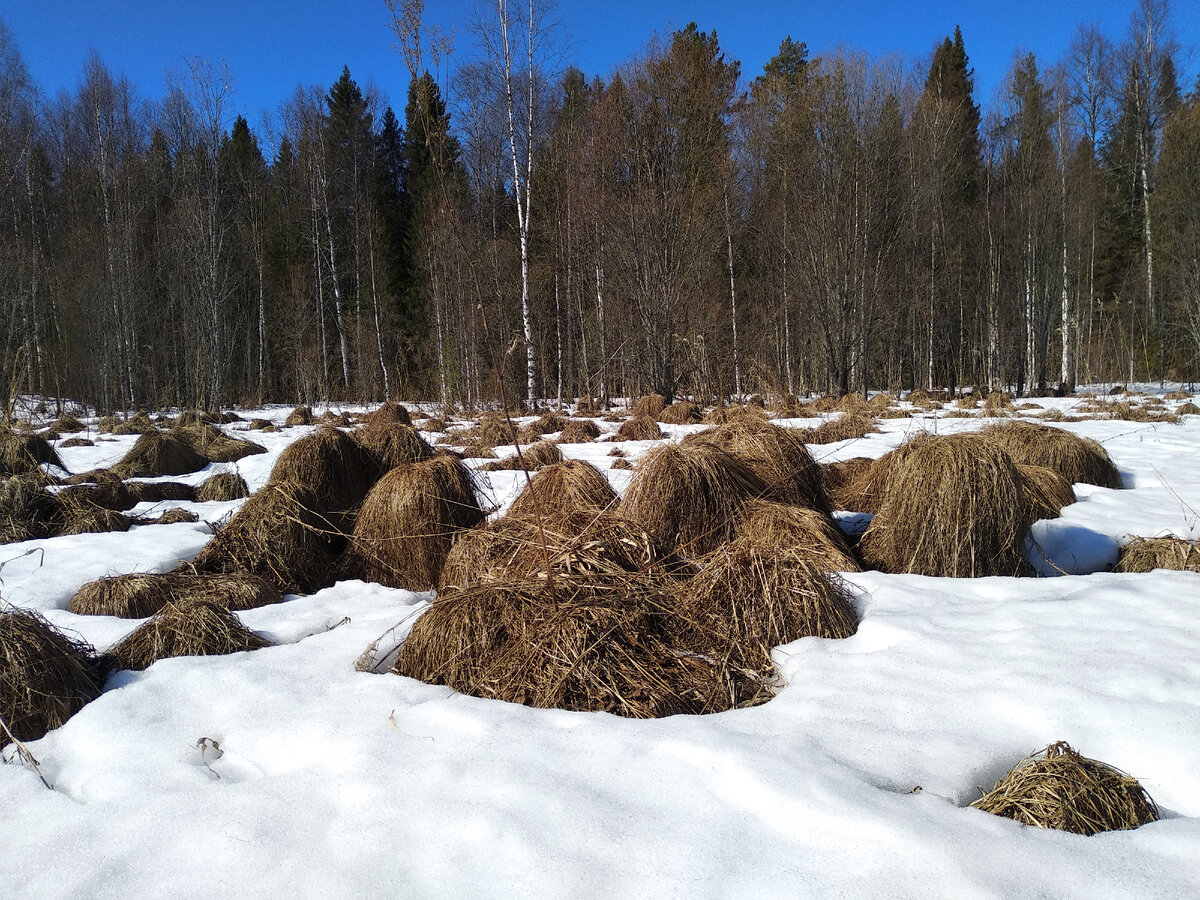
top-left (2, 396), bottom-right (1200, 897)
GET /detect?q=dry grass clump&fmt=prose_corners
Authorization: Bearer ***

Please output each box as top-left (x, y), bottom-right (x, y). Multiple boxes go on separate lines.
top-left (478, 415), bottom-right (518, 447)
top-left (439, 509), bottom-right (686, 593)
top-left (58, 505), bottom-right (132, 536)
top-left (284, 405), bottom-right (314, 427)
top-left (657, 401), bottom-right (701, 424)
top-left (556, 419), bottom-right (601, 443)
top-left (621, 441), bottom-right (769, 557)
top-left (59, 437), bottom-right (94, 448)
top-left (836, 393), bottom-right (872, 415)
top-left (268, 426), bottom-right (381, 518)
top-left (105, 416), bottom-right (156, 436)
top-left (1164, 389), bottom-right (1190, 400)
top-left (821, 457), bottom-right (876, 511)
top-left (980, 421), bottom-right (1122, 489)
top-left (615, 415), bottom-right (664, 442)
top-left (810, 395), bottom-right (839, 413)
top-left (420, 416), bottom-right (448, 433)
top-left (364, 401), bottom-right (412, 428)
top-left (674, 537), bottom-right (858, 675)
top-left (126, 481), bottom-right (196, 503)
top-left (247, 418), bottom-right (273, 430)
top-left (70, 572), bottom-right (282, 618)
top-left (632, 393), bottom-right (666, 419)
top-left (736, 500), bottom-right (861, 572)
top-left (611, 457), bottom-right (634, 470)
top-left (190, 480), bottom-right (339, 595)
top-left (1019, 464), bottom-right (1076, 520)
top-left (196, 472), bottom-right (250, 502)
top-left (801, 412), bottom-right (880, 445)
top-left (519, 412), bottom-right (568, 441)
top-left (971, 742), bottom-right (1159, 835)
top-left (146, 508), bottom-right (199, 525)
top-left (983, 391), bottom-right (1014, 416)
top-left (1177, 401), bottom-right (1200, 416)
top-left (869, 393), bottom-right (898, 411)
top-left (52, 414), bottom-right (86, 433)
top-left (1114, 536), bottom-right (1200, 573)
top-left (859, 433), bottom-right (1034, 577)
top-left (393, 573), bottom-right (756, 718)
top-left (174, 423), bottom-right (266, 463)
top-left (341, 456), bottom-right (485, 591)
top-left (1, 431), bottom-right (64, 475)
top-left (480, 440), bottom-right (563, 472)
top-left (1, 607), bottom-right (107, 743)
top-left (0, 474), bottom-right (62, 544)
top-left (113, 431), bottom-right (208, 478)
top-left (351, 421), bottom-right (436, 470)
top-left (507, 460), bottom-right (618, 521)
top-left (685, 420), bottom-right (831, 515)
top-left (702, 404), bottom-right (769, 426)
top-left (107, 597), bottom-right (272, 671)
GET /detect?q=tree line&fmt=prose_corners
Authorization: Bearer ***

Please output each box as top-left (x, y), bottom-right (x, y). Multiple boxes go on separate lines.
top-left (0, 0), bottom-right (1197, 412)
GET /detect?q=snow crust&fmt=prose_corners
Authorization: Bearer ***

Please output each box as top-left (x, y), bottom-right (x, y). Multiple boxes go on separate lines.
top-left (2, 396), bottom-right (1199, 897)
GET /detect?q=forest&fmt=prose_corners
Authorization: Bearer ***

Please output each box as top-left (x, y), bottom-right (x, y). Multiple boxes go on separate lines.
top-left (0, 0), bottom-right (1197, 412)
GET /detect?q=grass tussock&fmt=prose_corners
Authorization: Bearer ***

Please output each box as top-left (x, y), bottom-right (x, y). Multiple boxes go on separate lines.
top-left (821, 457), bottom-right (874, 510)
top-left (657, 401), bottom-right (702, 424)
top-left (1114, 536), bottom-right (1200, 573)
top-left (801, 413), bottom-right (880, 445)
top-left (107, 597), bottom-right (271, 671)
top-left (364, 401), bottom-right (412, 428)
top-left (113, 431), bottom-right (207, 478)
top-left (615, 415), bottom-right (664, 442)
top-left (126, 481), bottom-right (196, 504)
top-left (58, 437), bottom-right (94, 448)
top-left (674, 537), bottom-right (858, 675)
top-left (146, 508), bottom-right (200, 525)
top-left (70, 572), bottom-right (282, 618)
top-left (971, 742), bottom-right (1159, 835)
top-left (980, 421), bottom-right (1122, 489)
top-left (480, 440), bottom-right (563, 472)
top-left (189, 480), bottom-right (340, 595)
top-left (174, 424), bottom-right (267, 463)
top-left (632, 393), bottom-right (666, 419)
top-left (507, 460), bottom-right (617, 521)
top-left (268, 426), bottom-right (381, 519)
top-left (859, 432), bottom-right (1034, 577)
top-left (556, 419), bottom-right (601, 443)
top-left (284, 405), bottom-right (314, 427)
top-left (1, 607), bottom-right (107, 743)
top-left (1176, 401), bottom-right (1200, 416)
top-left (351, 421), bottom-right (436, 470)
top-left (1, 431), bottom-right (64, 476)
top-left (684, 420), bottom-right (831, 515)
top-left (736, 500), bottom-right (861, 572)
top-left (1019, 464), bottom-right (1076, 520)
top-left (702, 404), bottom-right (769, 426)
top-left (620, 441), bottom-right (769, 557)
top-left (195, 472), bottom-right (250, 502)
top-left (342, 456), bottom-right (485, 590)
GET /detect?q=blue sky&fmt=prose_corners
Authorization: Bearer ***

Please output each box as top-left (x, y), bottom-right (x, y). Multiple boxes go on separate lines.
top-left (3, 0), bottom-right (1196, 128)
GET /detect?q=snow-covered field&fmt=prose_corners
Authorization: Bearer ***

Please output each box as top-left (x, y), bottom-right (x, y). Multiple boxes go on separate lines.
top-left (2, 393), bottom-right (1199, 897)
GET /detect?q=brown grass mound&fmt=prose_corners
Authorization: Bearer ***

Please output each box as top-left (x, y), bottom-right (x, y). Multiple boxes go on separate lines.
top-left (1, 432), bottom-right (64, 475)
top-left (147, 508), bottom-right (200, 525)
top-left (520, 412), bottom-right (568, 440)
top-left (59, 437), bottom-right (95, 448)
top-left (983, 391), bottom-right (1014, 416)
top-left (611, 457), bottom-right (634, 470)
top-left (268, 427), bottom-right (381, 518)
top-left (657, 401), bottom-right (701, 424)
top-left (58, 505), bottom-right (132, 536)
top-left (1114, 536), bottom-right (1200, 573)
top-left (837, 393), bottom-right (872, 415)
top-left (439, 509), bottom-right (686, 593)
top-left (480, 440), bottom-right (564, 472)
top-left (684, 420), bottom-right (831, 515)
top-left (174, 424), bottom-right (266, 463)
top-left (394, 576), bottom-right (756, 718)
top-left (1, 607), bottom-right (107, 743)
top-left (615, 415), bottom-right (664, 442)
top-left (113, 431), bottom-right (208, 478)
top-left (1177, 401), bottom-right (1200, 416)
top-left (556, 419), bottom-right (600, 443)
top-left (52, 415), bottom-right (86, 433)
top-left (1164, 389), bottom-right (1190, 400)
top-left (341, 456), bottom-right (485, 591)
top-left (126, 481), bottom-right (197, 504)
top-left (821, 457), bottom-right (874, 509)
top-left (621, 441), bottom-right (769, 557)
top-left (351, 421), bottom-right (436, 471)
top-left (971, 742), bottom-right (1159, 835)
top-left (190, 480), bottom-right (340, 595)
top-left (108, 417), bottom-right (157, 436)
top-left (859, 433), bottom-right (1033, 577)
top-left (364, 401), bottom-right (412, 428)
top-left (702, 404), bottom-right (769, 426)
top-left (736, 500), bottom-right (861, 572)
top-left (801, 413), bottom-right (880, 445)
top-left (1020, 464), bottom-right (1076, 520)
top-left (247, 418), bottom-right (273, 430)
top-left (869, 393), bottom-right (898, 411)
top-left (507, 460), bottom-right (617, 521)
top-left (107, 597), bottom-right (272, 671)
top-left (196, 472), bottom-right (250, 502)
top-left (632, 393), bottom-right (666, 419)
top-left (980, 421), bottom-right (1122, 489)
top-left (284, 405), bottom-right (314, 427)
top-left (0, 474), bottom-right (62, 544)
top-left (71, 572), bottom-right (281, 619)
top-left (674, 537), bottom-right (858, 675)
top-left (478, 415), bottom-right (518, 447)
